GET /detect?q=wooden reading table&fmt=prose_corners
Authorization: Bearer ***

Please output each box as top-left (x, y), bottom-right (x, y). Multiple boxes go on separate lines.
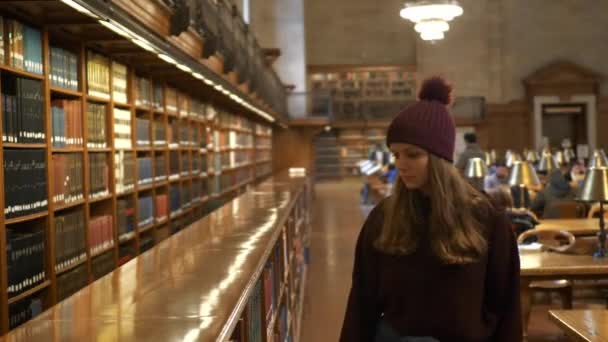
top-left (549, 310), bottom-right (608, 342)
top-left (520, 251), bottom-right (608, 336)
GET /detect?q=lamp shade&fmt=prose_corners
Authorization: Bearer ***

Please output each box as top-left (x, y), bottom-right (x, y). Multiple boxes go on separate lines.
top-left (506, 152), bottom-right (522, 168)
top-left (465, 158), bottom-right (488, 179)
top-left (526, 150), bottom-right (540, 163)
top-left (588, 149), bottom-right (608, 168)
top-left (554, 150), bottom-right (569, 165)
top-left (508, 161), bottom-right (541, 187)
top-left (578, 167), bottom-right (608, 202)
top-left (564, 148), bottom-right (576, 161)
top-left (538, 153), bottom-right (558, 172)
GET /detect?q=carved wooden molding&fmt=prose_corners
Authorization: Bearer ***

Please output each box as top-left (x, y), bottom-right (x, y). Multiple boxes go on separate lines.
top-left (113, 0), bottom-right (172, 37)
top-left (524, 60), bottom-right (603, 97)
top-left (167, 27), bottom-right (204, 60)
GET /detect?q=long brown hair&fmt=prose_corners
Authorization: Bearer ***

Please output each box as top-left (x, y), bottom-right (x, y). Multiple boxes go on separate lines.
top-left (374, 155), bottom-right (491, 264)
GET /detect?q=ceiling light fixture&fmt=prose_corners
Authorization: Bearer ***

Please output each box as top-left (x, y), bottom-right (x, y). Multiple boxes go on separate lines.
top-left (400, 0), bottom-right (463, 41)
top-left (192, 72), bottom-right (205, 80)
top-left (131, 38), bottom-right (155, 52)
top-left (99, 20), bottom-right (132, 38)
top-left (177, 64), bottom-right (192, 72)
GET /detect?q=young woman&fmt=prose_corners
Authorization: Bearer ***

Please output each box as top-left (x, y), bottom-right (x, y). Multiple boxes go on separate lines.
top-left (340, 77), bottom-right (522, 342)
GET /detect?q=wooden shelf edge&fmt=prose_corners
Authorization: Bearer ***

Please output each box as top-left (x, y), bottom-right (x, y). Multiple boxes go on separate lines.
top-left (55, 257), bottom-right (87, 276)
top-left (50, 86), bottom-right (83, 97)
top-left (54, 198), bottom-right (86, 212)
top-left (90, 245), bottom-right (115, 259)
top-left (0, 64), bottom-right (45, 80)
top-left (5, 211), bottom-right (49, 225)
top-left (3, 143), bottom-right (46, 149)
top-left (8, 280), bottom-right (51, 305)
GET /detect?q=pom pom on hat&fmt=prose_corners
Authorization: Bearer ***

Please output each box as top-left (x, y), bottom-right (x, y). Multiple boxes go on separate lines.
top-left (386, 76), bottom-right (456, 162)
top-left (418, 76), bottom-right (452, 105)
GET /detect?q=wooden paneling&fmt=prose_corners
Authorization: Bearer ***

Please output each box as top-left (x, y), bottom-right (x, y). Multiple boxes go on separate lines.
top-left (477, 101), bottom-right (530, 151)
top-left (272, 127), bottom-right (320, 173)
top-left (598, 97), bottom-right (608, 148)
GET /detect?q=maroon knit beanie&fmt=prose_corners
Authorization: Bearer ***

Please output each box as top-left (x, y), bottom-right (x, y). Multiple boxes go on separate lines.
top-left (386, 76), bottom-right (456, 162)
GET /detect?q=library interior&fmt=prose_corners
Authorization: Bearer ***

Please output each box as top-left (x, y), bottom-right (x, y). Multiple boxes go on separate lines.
top-left (0, 0), bottom-right (606, 341)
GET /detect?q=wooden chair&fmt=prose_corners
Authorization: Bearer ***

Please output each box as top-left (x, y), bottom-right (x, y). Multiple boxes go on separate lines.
top-left (543, 201), bottom-right (586, 219)
top-left (517, 229), bottom-right (575, 309)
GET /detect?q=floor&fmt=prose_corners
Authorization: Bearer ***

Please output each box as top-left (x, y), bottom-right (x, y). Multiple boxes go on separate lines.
top-left (299, 179), bottom-right (606, 342)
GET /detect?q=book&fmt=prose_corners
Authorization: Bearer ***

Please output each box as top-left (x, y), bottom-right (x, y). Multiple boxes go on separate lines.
top-left (153, 119), bottom-right (166, 146)
top-left (180, 152), bottom-right (190, 176)
top-left (54, 208), bottom-right (86, 273)
top-left (6, 227), bottom-right (45, 298)
top-left (136, 118), bottom-right (150, 146)
top-left (22, 25), bottom-right (42, 75)
top-left (168, 119), bottom-right (179, 147)
top-left (178, 92), bottom-right (189, 117)
top-left (152, 82), bottom-right (163, 111)
top-left (169, 151), bottom-right (179, 177)
top-left (169, 185), bottom-right (181, 216)
top-left (113, 107), bottom-right (132, 149)
top-left (56, 264), bottom-right (88, 302)
top-left (112, 62), bottom-right (128, 103)
top-left (154, 154), bottom-right (167, 181)
top-left (155, 194), bottom-right (168, 222)
top-left (1, 75), bottom-right (45, 144)
top-left (86, 102), bottom-right (107, 148)
top-left (91, 246), bottom-right (114, 280)
top-left (52, 153), bottom-right (84, 205)
top-left (89, 214), bottom-right (114, 255)
top-left (88, 152), bottom-right (109, 199)
top-left (50, 47), bottom-right (79, 90)
top-left (137, 195), bottom-right (154, 228)
top-left (135, 75), bottom-right (151, 107)
top-left (165, 87), bottom-right (178, 113)
top-left (117, 197), bottom-right (135, 240)
top-left (51, 99), bottom-right (82, 147)
top-left (114, 151), bottom-right (135, 194)
top-left (8, 295), bottom-right (43, 329)
top-left (3, 149), bottom-right (48, 219)
top-left (86, 51), bottom-right (110, 99)
top-left (137, 157), bottom-right (153, 185)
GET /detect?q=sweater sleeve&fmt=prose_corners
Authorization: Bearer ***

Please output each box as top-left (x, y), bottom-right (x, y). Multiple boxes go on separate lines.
top-left (485, 211), bottom-right (523, 342)
top-left (340, 204), bottom-right (383, 342)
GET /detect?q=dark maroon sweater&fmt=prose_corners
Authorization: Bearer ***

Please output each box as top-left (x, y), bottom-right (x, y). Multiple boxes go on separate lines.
top-left (340, 199), bottom-right (522, 342)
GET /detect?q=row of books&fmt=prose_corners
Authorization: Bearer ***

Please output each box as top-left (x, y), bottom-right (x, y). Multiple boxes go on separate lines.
top-left (2, 76), bottom-right (45, 144)
top-left (52, 153), bottom-right (84, 205)
top-left (9, 296), bottom-right (43, 330)
top-left (247, 279), bottom-right (264, 342)
top-left (115, 151), bottom-right (135, 194)
top-left (137, 195), bottom-right (154, 228)
top-left (51, 99), bottom-right (83, 147)
top-left (89, 214), bottom-right (114, 255)
top-left (153, 83), bottom-right (163, 111)
top-left (50, 47), bottom-right (78, 91)
top-left (136, 118), bottom-right (150, 146)
top-left (6, 229), bottom-right (45, 297)
top-left (56, 265), bottom-right (88, 302)
top-left (89, 153), bottom-right (109, 198)
top-left (137, 157), bottom-right (153, 185)
top-left (86, 51), bottom-right (110, 99)
top-left (135, 76), bottom-right (151, 108)
top-left (156, 194), bottom-right (168, 221)
top-left (154, 122), bottom-right (166, 146)
top-left (86, 102), bottom-right (107, 149)
top-left (155, 155), bottom-right (167, 181)
top-left (117, 198), bottom-right (135, 240)
top-left (91, 248), bottom-right (114, 280)
top-left (4, 149), bottom-right (47, 219)
top-left (54, 209), bottom-right (86, 273)
top-left (2, 18), bottom-right (43, 75)
top-left (114, 107), bottom-right (131, 150)
top-left (112, 62), bottom-right (128, 104)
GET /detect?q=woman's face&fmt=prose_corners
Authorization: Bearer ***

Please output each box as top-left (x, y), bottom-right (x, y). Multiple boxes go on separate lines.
top-left (389, 143), bottom-right (430, 190)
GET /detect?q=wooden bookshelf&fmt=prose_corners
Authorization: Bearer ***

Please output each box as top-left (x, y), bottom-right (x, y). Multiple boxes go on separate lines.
top-left (0, 8), bottom-right (277, 334)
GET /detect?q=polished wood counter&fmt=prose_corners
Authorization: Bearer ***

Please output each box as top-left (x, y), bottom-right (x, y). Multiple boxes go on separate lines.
top-left (549, 310), bottom-right (608, 342)
top-left (0, 173), bottom-right (309, 342)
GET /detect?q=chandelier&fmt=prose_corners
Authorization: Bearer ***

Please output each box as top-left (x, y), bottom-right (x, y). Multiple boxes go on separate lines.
top-left (400, 0), bottom-right (463, 41)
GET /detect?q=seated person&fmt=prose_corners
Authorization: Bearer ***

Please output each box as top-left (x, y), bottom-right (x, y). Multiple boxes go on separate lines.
top-left (530, 165), bottom-right (576, 218)
top-left (487, 187), bottom-right (539, 237)
top-left (484, 163), bottom-right (509, 191)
